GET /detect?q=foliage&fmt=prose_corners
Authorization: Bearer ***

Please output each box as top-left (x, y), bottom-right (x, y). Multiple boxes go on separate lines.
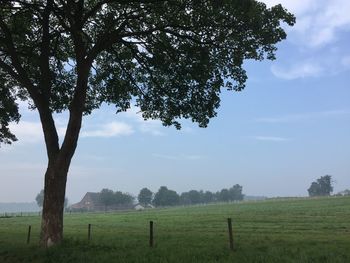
top-left (35, 190), bottom-right (44, 208)
top-left (153, 186), bottom-right (180, 207)
top-left (179, 185), bottom-right (243, 205)
top-left (0, 0), bottom-right (295, 143)
top-left (99, 188), bottom-right (134, 209)
top-left (114, 191), bottom-right (133, 205)
top-left (137, 188), bottom-right (153, 205)
top-left (308, 175), bottom-right (334, 197)
top-left (1, 196), bottom-right (350, 262)
top-left (0, 83), bottom-right (20, 145)
top-left (228, 184), bottom-right (244, 201)
top-left (98, 189), bottom-right (115, 209)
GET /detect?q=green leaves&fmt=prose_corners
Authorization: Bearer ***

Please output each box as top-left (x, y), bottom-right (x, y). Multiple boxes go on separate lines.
top-left (0, 0), bottom-right (295, 144)
top-left (0, 78), bottom-right (20, 145)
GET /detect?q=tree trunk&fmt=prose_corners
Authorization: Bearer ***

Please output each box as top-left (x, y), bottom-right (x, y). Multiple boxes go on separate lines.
top-left (40, 161), bottom-right (69, 247)
top-left (37, 53), bottom-right (89, 248)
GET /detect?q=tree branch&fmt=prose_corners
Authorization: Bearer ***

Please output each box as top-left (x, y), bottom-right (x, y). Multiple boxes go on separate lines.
top-left (0, 18), bottom-right (38, 100)
top-left (39, 0), bottom-right (53, 98)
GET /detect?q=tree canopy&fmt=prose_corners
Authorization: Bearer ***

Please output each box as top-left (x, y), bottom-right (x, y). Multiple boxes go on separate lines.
top-left (0, 0), bottom-right (295, 144)
top-left (99, 188), bottom-right (115, 208)
top-left (138, 187), bottom-right (153, 205)
top-left (308, 175), bottom-right (334, 197)
top-left (98, 188), bottom-right (133, 209)
top-left (153, 186), bottom-right (180, 206)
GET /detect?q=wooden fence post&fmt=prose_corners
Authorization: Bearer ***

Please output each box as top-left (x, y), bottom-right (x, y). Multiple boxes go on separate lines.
top-left (88, 224), bottom-right (92, 241)
top-left (27, 225), bottom-right (31, 244)
top-left (149, 221), bottom-right (154, 247)
top-left (227, 218), bottom-right (234, 250)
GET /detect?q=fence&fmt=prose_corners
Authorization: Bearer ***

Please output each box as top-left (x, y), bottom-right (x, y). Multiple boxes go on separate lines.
top-left (23, 218), bottom-right (236, 251)
top-left (0, 211), bottom-right (41, 218)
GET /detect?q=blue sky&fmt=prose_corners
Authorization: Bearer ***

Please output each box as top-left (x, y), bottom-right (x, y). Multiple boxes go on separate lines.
top-left (1, 0), bottom-right (349, 203)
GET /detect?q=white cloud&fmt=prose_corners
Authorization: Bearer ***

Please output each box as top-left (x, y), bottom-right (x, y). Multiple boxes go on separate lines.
top-left (9, 121), bottom-right (43, 143)
top-left (123, 106), bottom-right (166, 136)
top-left (253, 136), bottom-right (290, 142)
top-left (81, 122), bottom-right (134, 138)
top-left (264, 0), bottom-right (350, 47)
top-left (271, 61), bottom-right (323, 80)
top-left (8, 119), bottom-right (68, 145)
top-left (263, 0), bottom-right (317, 15)
top-left (263, 0), bottom-right (350, 79)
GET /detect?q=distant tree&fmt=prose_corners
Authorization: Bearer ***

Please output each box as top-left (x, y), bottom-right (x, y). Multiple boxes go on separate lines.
top-left (138, 188), bottom-right (153, 206)
top-left (229, 184), bottom-right (244, 201)
top-left (202, 191), bottom-right (214, 204)
top-left (114, 191), bottom-right (134, 205)
top-left (36, 190), bottom-right (44, 208)
top-left (180, 192), bottom-right (191, 205)
top-left (122, 193), bottom-right (134, 205)
top-left (308, 175), bottom-right (333, 197)
top-left (308, 182), bottom-right (321, 197)
top-left (64, 197), bottom-right (68, 208)
top-left (180, 190), bottom-right (201, 205)
top-left (188, 190), bottom-right (201, 204)
top-left (99, 188), bottom-right (115, 210)
top-left (153, 186), bottom-right (179, 207)
top-left (219, 189), bottom-right (230, 202)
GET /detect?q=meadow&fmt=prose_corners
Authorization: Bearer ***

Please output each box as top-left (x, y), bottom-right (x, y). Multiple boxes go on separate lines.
top-left (0, 196), bottom-right (349, 263)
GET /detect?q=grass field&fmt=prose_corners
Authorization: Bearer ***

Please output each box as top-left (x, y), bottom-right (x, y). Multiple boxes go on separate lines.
top-left (0, 196), bottom-right (349, 263)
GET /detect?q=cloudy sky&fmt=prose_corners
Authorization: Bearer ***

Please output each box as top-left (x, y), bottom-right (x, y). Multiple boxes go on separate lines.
top-left (1, 0), bottom-right (349, 203)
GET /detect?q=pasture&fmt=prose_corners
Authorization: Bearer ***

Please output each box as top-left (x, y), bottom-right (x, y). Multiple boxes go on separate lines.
top-left (0, 196), bottom-right (349, 262)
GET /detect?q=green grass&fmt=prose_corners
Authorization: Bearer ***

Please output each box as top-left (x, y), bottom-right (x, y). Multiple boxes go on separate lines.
top-left (1, 196), bottom-right (350, 262)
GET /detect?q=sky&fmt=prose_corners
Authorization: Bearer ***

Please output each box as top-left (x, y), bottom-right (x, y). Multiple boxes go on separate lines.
top-left (1, 0), bottom-right (349, 203)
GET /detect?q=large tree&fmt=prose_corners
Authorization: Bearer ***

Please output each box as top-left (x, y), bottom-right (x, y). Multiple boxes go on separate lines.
top-left (0, 0), bottom-right (294, 246)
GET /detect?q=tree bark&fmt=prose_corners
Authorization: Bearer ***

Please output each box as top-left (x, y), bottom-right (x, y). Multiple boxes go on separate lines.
top-left (40, 162), bottom-right (68, 247)
top-left (39, 111), bottom-right (84, 247)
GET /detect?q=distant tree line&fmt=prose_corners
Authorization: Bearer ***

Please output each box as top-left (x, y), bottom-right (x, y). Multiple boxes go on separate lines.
top-left (36, 185), bottom-right (244, 210)
top-left (139, 184), bottom-right (244, 207)
top-left (85, 185), bottom-right (244, 208)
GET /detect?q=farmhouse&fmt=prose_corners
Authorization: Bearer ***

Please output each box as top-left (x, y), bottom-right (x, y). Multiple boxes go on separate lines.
top-left (70, 192), bottom-right (134, 212)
